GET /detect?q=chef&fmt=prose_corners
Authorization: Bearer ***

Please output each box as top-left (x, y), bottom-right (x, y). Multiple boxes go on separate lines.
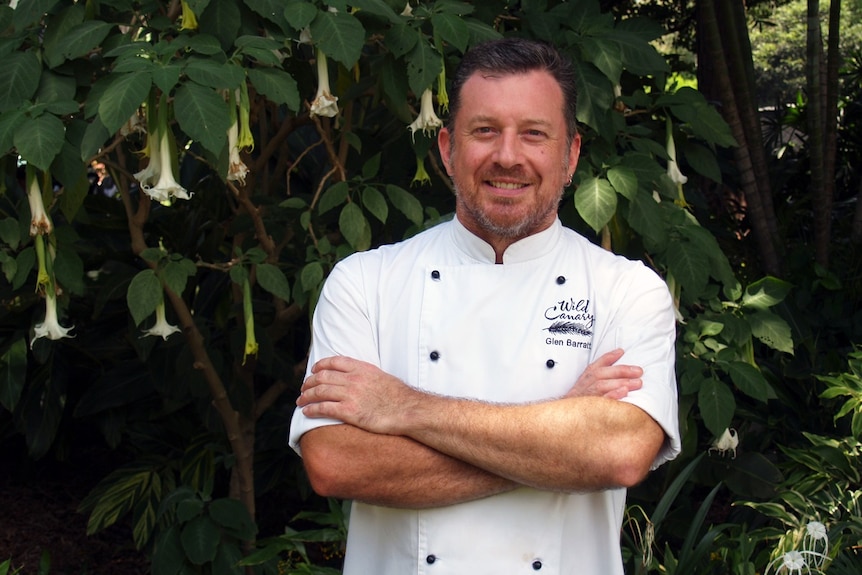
top-left (290, 37), bottom-right (681, 575)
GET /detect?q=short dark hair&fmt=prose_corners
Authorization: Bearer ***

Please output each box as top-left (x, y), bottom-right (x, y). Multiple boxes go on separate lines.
top-left (446, 37), bottom-right (579, 143)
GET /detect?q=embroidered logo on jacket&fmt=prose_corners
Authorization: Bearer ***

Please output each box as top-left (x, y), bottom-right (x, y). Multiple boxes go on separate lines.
top-left (543, 298), bottom-right (593, 349)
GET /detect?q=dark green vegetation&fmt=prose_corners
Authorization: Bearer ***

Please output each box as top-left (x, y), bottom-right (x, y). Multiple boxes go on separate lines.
top-left (0, 0), bottom-right (859, 573)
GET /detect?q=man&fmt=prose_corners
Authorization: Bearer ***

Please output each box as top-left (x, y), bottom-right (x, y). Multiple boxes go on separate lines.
top-left (290, 37), bottom-right (680, 574)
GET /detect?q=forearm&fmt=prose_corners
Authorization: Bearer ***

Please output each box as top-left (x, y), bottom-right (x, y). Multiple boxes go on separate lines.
top-left (401, 395), bottom-right (665, 491)
top-left (300, 424), bottom-right (517, 508)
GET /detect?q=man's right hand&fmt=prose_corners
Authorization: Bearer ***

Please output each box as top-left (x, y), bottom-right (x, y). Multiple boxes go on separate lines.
top-left (566, 349), bottom-right (643, 400)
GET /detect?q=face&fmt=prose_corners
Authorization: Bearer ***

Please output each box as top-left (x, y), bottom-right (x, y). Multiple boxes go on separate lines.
top-left (438, 69), bottom-right (581, 245)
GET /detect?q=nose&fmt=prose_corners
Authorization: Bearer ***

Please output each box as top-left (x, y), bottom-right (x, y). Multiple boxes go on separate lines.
top-left (492, 130), bottom-right (523, 168)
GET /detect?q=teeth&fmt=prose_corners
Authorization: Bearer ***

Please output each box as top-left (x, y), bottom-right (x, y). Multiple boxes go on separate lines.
top-left (489, 181), bottom-right (524, 190)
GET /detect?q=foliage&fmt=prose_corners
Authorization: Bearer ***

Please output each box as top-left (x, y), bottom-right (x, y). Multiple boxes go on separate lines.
top-left (0, 0), bottom-right (812, 571)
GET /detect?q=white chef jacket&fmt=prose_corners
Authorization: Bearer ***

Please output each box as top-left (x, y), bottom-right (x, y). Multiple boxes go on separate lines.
top-left (289, 216), bottom-right (681, 575)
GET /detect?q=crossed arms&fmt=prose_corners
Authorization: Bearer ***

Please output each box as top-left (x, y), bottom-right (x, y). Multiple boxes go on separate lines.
top-left (296, 349), bottom-right (667, 509)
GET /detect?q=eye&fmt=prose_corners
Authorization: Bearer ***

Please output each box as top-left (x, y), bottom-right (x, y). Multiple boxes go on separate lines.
top-left (473, 126), bottom-right (496, 137)
top-left (523, 129), bottom-right (548, 141)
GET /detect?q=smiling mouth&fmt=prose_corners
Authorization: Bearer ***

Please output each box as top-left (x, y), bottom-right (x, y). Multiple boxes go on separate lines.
top-left (487, 180), bottom-right (528, 190)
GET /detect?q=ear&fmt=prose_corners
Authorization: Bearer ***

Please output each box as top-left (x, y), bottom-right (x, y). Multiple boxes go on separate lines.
top-left (567, 131), bottom-right (582, 179)
top-left (437, 127), bottom-right (453, 175)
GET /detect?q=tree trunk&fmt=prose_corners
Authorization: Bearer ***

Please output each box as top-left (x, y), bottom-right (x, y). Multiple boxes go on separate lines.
top-left (807, 0), bottom-right (829, 268)
top-left (818, 0), bottom-right (841, 266)
top-left (697, 0), bottom-right (783, 276)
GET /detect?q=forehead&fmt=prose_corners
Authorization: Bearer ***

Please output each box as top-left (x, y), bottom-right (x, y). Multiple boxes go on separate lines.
top-left (456, 69), bottom-right (566, 127)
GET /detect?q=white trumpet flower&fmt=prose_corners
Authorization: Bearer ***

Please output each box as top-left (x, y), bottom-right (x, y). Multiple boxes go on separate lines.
top-left (143, 127), bottom-right (191, 202)
top-left (408, 88), bottom-right (442, 141)
top-left (142, 301), bottom-right (181, 340)
top-left (27, 169), bottom-right (52, 236)
top-left (31, 291), bottom-right (74, 347)
top-left (227, 116), bottom-right (249, 184)
top-left (134, 123), bottom-right (161, 189)
top-left (310, 49), bottom-right (338, 118)
top-left (709, 428), bottom-right (738, 458)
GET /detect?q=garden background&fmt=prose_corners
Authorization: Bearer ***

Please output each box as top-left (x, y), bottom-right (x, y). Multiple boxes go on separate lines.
top-left (1, 0), bottom-right (861, 573)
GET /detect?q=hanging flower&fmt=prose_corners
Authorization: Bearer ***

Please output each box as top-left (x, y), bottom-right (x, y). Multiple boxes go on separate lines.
top-left (408, 88), bottom-right (442, 141)
top-left (31, 290), bottom-right (74, 346)
top-left (26, 167), bottom-right (52, 237)
top-left (436, 67), bottom-right (449, 114)
top-left (236, 83), bottom-right (254, 151)
top-left (411, 154), bottom-right (431, 187)
top-left (226, 105), bottom-right (249, 185)
top-left (134, 121), bottom-right (161, 189)
top-left (143, 124), bottom-right (191, 201)
top-left (241, 277), bottom-right (258, 364)
top-left (666, 118), bottom-right (689, 208)
top-left (708, 427), bottom-right (738, 458)
top-left (401, 2), bottom-right (413, 16)
top-left (310, 49), bottom-right (339, 118)
top-left (142, 300), bottom-right (181, 340)
top-left (180, 0), bottom-right (198, 30)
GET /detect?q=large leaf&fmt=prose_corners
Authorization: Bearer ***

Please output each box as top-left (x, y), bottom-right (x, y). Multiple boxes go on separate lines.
top-left (127, 269), bottom-right (164, 327)
top-left (431, 12), bottom-right (469, 53)
top-left (14, 114), bottom-right (65, 171)
top-left (174, 82), bottom-right (230, 156)
top-left (405, 37), bottom-right (442, 98)
top-left (698, 378), bottom-right (736, 437)
top-left (582, 36), bottom-right (622, 85)
top-left (666, 238), bottom-right (710, 297)
top-left (339, 202), bottom-right (372, 251)
top-left (247, 68), bottom-right (299, 110)
top-left (61, 20), bottom-right (114, 62)
top-left (184, 58), bottom-right (245, 90)
top-left (256, 263), bottom-right (292, 301)
top-left (726, 361), bottom-right (775, 403)
top-left (606, 166), bottom-right (637, 200)
top-left (386, 185), bottom-right (423, 226)
top-left (0, 338), bottom-right (27, 412)
top-left (574, 176), bottom-right (617, 233)
top-left (98, 72), bottom-right (152, 134)
top-left (181, 516), bottom-right (221, 565)
top-left (749, 309), bottom-right (794, 354)
top-left (310, 10), bottom-right (365, 68)
top-left (0, 108), bottom-right (27, 154)
top-left (209, 498), bottom-right (256, 540)
top-left (741, 276), bottom-right (792, 309)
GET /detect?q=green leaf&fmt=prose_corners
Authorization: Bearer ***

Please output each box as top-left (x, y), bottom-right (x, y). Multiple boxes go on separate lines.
top-left (284, 0), bottom-right (318, 31)
top-left (741, 276), bottom-right (792, 309)
top-left (300, 261), bottom-right (324, 292)
top-left (180, 437), bottom-right (215, 496)
top-left (311, 10), bottom-right (366, 68)
top-left (362, 186), bottom-right (388, 223)
top-left (339, 202), bottom-right (371, 251)
top-left (174, 82), bottom-right (230, 156)
top-left (181, 516), bottom-right (221, 565)
top-left (386, 185), bottom-right (423, 225)
top-left (81, 464), bottom-right (159, 536)
top-left (127, 270), bottom-right (163, 327)
top-left (151, 526), bottom-right (185, 575)
top-left (152, 64), bottom-right (184, 95)
top-left (682, 142), bottom-right (722, 183)
top-left (162, 259), bottom-right (196, 297)
top-left (606, 166), bottom-right (637, 200)
top-left (0, 217), bottom-right (20, 250)
top-left (209, 498), bottom-right (256, 540)
top-left (196, 0), bottom-right (240, 50)
top-left (610, 18), bottom-right (669, 76)
top-left (247, 68), bottom-right (299, 110)
top-left (318, 181), bottom-right (349, 215)
top-left (184, 58), bottom-right (245, 90)
top-left (80, 117), bottom-right (110, 161)
top-left (350, 0), bottom-right (401, 22)
top-left (0, 108), bottom-right (27, 155)
top-left (698, 378), bottom-right (736, 437)
top-left (256, 263), bottom-right (292, 301)
top-left (245, 0), bottom-right (290, 28)
top-left (385, 22), bottom-right (419, 58)
top-left (572, 61), bottom-right (613, 138)
top-left (726, 361), bottom-right (774, 403)
top-left (749, 309), bottom-right (794, 354)
top-left (14, 114), bottom-right (65, 171)
top-left (212, 542), bottom-right (244, 575)
top-left (53, 240), bottom-right (86, 296)
top-left (0, 51), bottom-right (40, 113)
top-left (666, 238), bottom-right (710, 297)
top-left (431, 13), bottom-right (469, 52)
top-left (574, 176), bottom-right (617, 233)
top-left (0, 338), bottom-right (27, 412)
top-left (98, 72), bottom-right (152, 134)
top-left (582, 36), bottom-right (622, 85)
top-left (406, 37), bottom-right (442, 99)
top-left (62, 20), bottom-right (113, 61)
